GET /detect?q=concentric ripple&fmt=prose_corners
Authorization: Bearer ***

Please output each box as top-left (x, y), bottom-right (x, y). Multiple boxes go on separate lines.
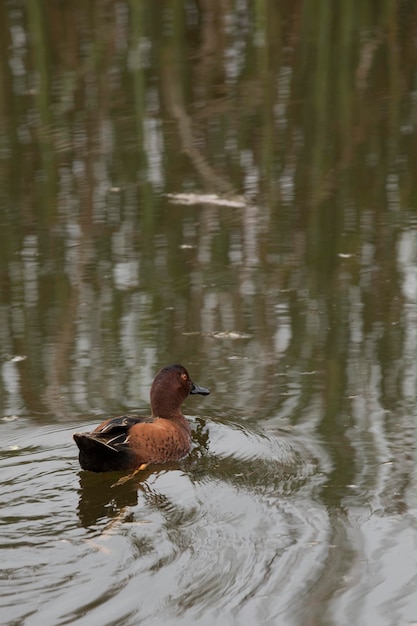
top-left (1, 417), bottom-right (330, 626)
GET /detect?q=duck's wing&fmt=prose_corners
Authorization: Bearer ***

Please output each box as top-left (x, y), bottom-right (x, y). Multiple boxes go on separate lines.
top-left (73, 414), bottom-right (154, 472)
top-left (96, 413), bottom-right (154, 441)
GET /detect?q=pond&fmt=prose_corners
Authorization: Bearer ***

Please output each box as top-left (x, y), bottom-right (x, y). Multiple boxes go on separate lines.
top-left (1, 2), bottom-right (417, 625)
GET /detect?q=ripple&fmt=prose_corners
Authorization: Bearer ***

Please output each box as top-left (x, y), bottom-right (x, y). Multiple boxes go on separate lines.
top-left (187, 417), bottom-right (327, 499)
top-left (0, 418), bottom-right (331, 626)
top-left (68, 471), bottom-right (331, 625)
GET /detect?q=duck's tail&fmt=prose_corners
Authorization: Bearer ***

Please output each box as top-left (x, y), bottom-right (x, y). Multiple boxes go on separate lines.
top-left (73, 432), bottom-right (136, 473)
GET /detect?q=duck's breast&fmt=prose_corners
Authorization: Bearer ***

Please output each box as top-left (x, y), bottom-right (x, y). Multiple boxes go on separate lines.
top-left (128, 419), bottom-right (191, 464)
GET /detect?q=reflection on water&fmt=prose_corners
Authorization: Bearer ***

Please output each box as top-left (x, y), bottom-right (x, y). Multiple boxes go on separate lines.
top-left (1, 1), bottom-right (417, 625)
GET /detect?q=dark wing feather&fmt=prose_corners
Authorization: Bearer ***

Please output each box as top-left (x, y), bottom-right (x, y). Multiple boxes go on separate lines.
top-left (97, 413), bottom-right (154, 437)
top-left (73, 414), bottom-right (154, 472)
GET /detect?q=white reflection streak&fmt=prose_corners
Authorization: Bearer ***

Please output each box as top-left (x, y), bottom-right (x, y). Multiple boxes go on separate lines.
top-left (112, 221), bottom-right (139, 290)
top-left (72, 285), bottom-right (93, 410)
top-left (347, 250), bottom-right (393, 498)
top-left (2, 361), bottom-right (24, 415)
top-left (275, 66), bottom-right (292, 130)
top-left (22, 235), bottom-right (39, 308)
top-left (128, 37), bottom-right (151, 71)
top-left (274, 302), bottom-right (292, 354)
top-left (398, 229), bottom-right (417, 398)
top-left (113, 261), bottom-right (139, 290)
top-left (240, 149), bottom-right (259, 198)
top-left (229, 231), bottom-right (243, 265)
top-left (223, 12), bottom-right (245, 83)
top-left (240, 203), bottom-right (259, 299)
top-left (202, 292), bottom-right (217, 334)
top-left (9, 18), bottom-right (27, 98)
top-left (145, 116), bottom-right (164, 189)
top-left (119, 293), bottom-right (157, 404)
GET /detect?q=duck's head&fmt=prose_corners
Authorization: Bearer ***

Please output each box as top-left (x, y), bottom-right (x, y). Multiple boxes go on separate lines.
top-left (150, 364), bottom-right (210, 417)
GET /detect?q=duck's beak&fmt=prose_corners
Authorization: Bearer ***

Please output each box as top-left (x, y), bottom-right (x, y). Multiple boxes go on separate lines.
top-left (190, 382), bottom-right (210, 396)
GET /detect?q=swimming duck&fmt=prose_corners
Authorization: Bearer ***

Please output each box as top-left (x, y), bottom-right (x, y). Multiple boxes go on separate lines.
top-left (73, 364), bottom-right (210, 473)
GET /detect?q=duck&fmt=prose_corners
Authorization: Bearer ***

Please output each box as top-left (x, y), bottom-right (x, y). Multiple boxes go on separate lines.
top-left (73, 364), bottom-right (210, 473)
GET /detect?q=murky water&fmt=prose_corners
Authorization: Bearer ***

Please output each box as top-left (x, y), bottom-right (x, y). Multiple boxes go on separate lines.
top-left (2, 2), bottom-right (417, 625)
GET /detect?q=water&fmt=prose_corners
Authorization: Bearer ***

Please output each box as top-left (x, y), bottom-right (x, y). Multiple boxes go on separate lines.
top-left (2, 2), bottom-right (417, 625)
top-left (2, 417), bottom-right (327, 626)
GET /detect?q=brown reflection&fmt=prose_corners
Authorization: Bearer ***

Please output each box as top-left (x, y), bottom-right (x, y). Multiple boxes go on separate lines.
top-left (76, 468), bottom-right (142, 528)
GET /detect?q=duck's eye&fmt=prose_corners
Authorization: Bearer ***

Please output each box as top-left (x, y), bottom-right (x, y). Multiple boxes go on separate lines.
top-left (181, 372), bottom-right (188, 381)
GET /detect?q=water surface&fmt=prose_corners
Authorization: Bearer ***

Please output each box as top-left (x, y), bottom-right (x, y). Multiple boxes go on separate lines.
top-left (1, 2), bottom-right (417, 625)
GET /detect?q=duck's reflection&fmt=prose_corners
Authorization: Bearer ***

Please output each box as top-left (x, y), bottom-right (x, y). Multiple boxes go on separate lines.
top-left (77, 469), bottom-right (140, 527)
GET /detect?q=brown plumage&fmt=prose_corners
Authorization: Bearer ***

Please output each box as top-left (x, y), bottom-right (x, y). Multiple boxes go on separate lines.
top-left (73, 364), bottom-right (210, 472)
